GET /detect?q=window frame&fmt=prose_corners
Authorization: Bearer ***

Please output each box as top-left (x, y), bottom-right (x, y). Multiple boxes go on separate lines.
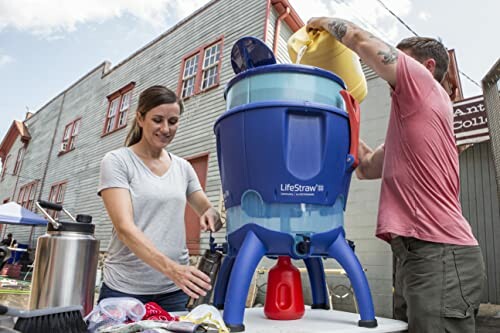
top-left (102, 82), bottom-right (135, 137)
top-left (17, 181), bottom-right (38, 211)
top-left (47, 181), bottom-right (67, 219)
top-left (1, 154), bottom-right (10, 181)
top-left (13, 147), bottom-right (24, 175)
top-left (59, 118), bottom-right (81, 155)
top-left (177, 36), bottom-right (224, 99)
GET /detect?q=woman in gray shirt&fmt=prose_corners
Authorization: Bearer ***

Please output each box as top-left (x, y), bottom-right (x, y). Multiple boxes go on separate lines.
top-left (98, 85), bottom-right (222, 311)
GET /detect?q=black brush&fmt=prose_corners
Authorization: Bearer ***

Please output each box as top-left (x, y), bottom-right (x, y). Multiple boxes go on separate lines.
top-left (0, 304), bottom-right (87, 333)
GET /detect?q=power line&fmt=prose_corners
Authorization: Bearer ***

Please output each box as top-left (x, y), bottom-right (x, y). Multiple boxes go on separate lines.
top-left (334, 0), bottom-right (395, 43)
top-left (373, 0), bottom-right (419, 37)
top-left (372, 0), bottom-right (481, 89)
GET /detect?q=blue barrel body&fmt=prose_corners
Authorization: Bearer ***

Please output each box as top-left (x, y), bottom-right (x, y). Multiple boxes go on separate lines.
top-left (215, 64), bottom-right (355, 237)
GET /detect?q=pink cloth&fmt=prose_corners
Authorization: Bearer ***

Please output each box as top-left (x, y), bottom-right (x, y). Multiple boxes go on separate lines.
top-left (376, 52), bottom-right (478, 246)
top-left (142, 302), bottom-right (178, 321)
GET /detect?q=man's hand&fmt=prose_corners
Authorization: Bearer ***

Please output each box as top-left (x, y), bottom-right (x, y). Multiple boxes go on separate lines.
top-left (307, 17), bottom-right (350, 43)
top-left (306, 17), bottom-right (329, 32)
top-left (356, 140), bottom-right (385, 180)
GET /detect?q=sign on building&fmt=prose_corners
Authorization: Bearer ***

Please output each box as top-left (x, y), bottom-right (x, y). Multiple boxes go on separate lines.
top-left (453, 95), bottom-right (489, 146)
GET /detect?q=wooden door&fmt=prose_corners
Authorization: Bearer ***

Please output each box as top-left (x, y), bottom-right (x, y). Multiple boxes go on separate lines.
top-left (185, 154), bottom-right (209, 255)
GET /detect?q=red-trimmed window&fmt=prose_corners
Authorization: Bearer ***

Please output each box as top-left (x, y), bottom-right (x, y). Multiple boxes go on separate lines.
top-left (1, 155), bottom-right (10, 181)
top-left (60, 118), bottom-right (81, 154)
top-left (179, 38), bottom-right (223, 99)
top-left (103, 83), bottom-right (135, 136)
top-left (17, 181), bottom-right (38, 210)
top-left (47, 182), bottom-right (67, 219)
top-left (13, 147), bottom-right (24, 175)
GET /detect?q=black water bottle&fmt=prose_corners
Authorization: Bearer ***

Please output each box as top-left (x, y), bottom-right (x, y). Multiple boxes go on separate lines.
top-left (186, 249), bottom-right (223, 310)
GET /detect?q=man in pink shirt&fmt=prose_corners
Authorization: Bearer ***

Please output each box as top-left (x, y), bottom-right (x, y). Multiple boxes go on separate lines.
top-left (307, 18), bottom-right (485, 332)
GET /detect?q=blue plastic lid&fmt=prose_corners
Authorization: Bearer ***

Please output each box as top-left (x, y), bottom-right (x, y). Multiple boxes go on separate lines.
top-left (231, 37), bottom-right (277, 74)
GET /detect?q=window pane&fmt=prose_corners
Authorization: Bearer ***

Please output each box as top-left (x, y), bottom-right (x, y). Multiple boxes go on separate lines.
top-left (106, 116), bottom-right (116, 133)
top-left (202, 66), bottom-right (218, 90)
top-left (57, 184), bottom-right (66, 202)
top-left (120, 92), bottom-right (131, 111)
top-left (29, 184), bottom-right (36, 200)
top-left (182, 77), bottom-right (196, 98)
top-left (22, 185), bottom-right (31, 206)
top-left (109, 98), bottom-right (119, 117)
top-left (48, 187), bottom-right (55, 202)
top-left (63, 124), bottom-right (72, 140)
top-left (203, 44), bottom-right (220, 69)
top-left (72, 120), bottom-right (80, 136)
top-left (183, 55), bottom-right (199, 79)
top-left (118, 109), bottom-right (128, 127)
top-left (17, 187), bottom-right (24, 203)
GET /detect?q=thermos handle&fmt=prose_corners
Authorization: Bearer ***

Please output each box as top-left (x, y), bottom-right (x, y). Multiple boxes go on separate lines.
top-left (37, 200), bottom-right (77, 224)
top-left (340, 90), bottom-right (360, 169)
top-left (36, 201), bottom-right (62, 229)
top-left (38, 200), bottom-right (63, 211)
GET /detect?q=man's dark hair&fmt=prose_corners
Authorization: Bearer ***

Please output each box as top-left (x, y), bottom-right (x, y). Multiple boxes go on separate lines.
top-left (396, 37), bottom-right (449, 83)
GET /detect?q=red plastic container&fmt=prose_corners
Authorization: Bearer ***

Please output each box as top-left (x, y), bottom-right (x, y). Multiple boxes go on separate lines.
top-left (264, 256), bottom-right (305, 320)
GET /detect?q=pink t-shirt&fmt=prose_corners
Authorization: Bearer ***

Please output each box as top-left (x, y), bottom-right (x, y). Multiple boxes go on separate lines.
top-left (376, 52), bottom-right (478, 246)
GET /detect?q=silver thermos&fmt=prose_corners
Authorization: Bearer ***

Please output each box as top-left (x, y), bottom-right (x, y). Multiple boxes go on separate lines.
top-left (29, 200), bottom-right (100, 315)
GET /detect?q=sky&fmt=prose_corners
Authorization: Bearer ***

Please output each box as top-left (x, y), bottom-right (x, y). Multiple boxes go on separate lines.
top-left (0, 0), bottom-right (498, 141)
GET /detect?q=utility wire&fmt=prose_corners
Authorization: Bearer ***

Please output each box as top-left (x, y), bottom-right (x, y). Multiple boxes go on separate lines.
top-left (373, 0), bottom-right (481, 88)
top-left (374, 0), bottom-right (419, 37)
top-left (334, 0), bottom-right (396, 44)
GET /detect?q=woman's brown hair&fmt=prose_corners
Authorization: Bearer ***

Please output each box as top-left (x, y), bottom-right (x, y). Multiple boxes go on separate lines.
top-left (125, 85), bottom-right (184, 147)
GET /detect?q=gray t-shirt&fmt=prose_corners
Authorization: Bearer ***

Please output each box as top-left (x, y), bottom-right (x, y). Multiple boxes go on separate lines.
top-left (98, 147), bottom-right (202, 294)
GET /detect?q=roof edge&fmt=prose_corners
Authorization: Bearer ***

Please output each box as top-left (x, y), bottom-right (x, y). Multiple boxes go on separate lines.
top-left (272, 0), bottom-right (304, 32)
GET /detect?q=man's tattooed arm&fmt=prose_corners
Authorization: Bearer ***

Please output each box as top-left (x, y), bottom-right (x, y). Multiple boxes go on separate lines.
top-left (370, 35), bottom-right (398, 65)
top-left (306, 17), bottom-right (398, 85)
top-left (377, 46), bottom-right (398, 65)
top-left (326, 19), bottom-right (350, 42)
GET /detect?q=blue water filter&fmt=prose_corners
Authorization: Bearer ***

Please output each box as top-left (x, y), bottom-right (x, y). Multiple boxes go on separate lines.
top-left (213, 37), bottom-right (377, 331)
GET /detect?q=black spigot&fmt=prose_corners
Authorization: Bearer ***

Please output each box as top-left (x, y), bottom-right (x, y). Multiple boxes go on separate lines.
top-left (296, 234), bottom-right (311, 255)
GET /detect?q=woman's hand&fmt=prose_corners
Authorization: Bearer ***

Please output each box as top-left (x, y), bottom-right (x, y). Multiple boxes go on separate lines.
top-left (200, 207), bottom-right (223, 232)
top-left (187, 191), bottom-right (223, 232)
top-left (169, 263), bottom-right (212, 299)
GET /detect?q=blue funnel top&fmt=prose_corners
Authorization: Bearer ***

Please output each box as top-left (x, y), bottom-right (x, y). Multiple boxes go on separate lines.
top-left (231, 37), bottom-right (277, 74)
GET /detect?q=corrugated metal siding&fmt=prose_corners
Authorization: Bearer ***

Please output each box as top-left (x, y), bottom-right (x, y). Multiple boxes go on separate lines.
top-left (361, 62), bottom-right (378, 81)
top-left (459, 141), bottom-right (500, 304)
top-left (483, 81), bottom-right (500, 199)
top-left (267, 7), bottom-right (293, 64)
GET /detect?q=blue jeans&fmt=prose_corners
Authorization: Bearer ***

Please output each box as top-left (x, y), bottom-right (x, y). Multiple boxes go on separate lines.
top-left (98, 283), bottom-right (189, 312)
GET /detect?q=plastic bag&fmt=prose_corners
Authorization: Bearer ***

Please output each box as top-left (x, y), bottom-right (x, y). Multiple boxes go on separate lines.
top-left (85, 297), bottom-right (146, 332)
top-left (180, 304), bottom-right (229, 333)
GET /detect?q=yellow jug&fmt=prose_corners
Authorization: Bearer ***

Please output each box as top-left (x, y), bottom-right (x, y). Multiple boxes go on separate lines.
top-left (288, 27), bottom-right (368, 103)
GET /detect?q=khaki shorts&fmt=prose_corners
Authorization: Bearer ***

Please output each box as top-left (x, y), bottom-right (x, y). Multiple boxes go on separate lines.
top-left (391, 237), bottom-right (486, 333)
